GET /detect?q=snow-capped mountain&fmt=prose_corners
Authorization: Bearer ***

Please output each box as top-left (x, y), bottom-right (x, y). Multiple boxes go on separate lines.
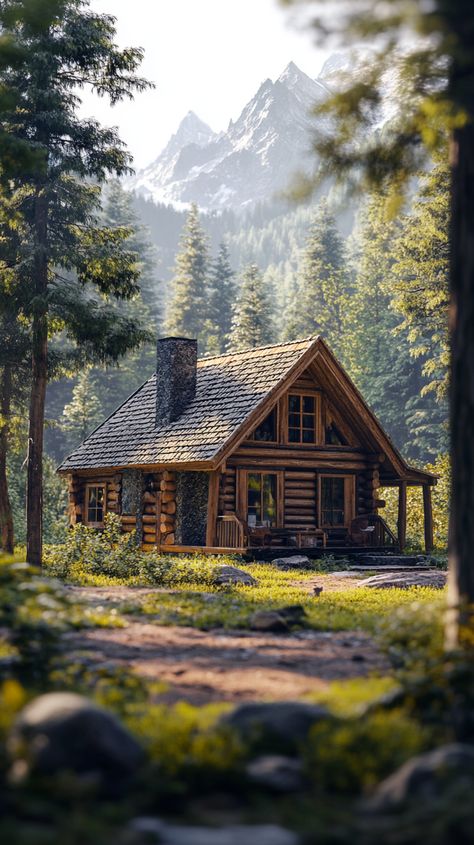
top-left (126, 62), bottom-right (331, 212)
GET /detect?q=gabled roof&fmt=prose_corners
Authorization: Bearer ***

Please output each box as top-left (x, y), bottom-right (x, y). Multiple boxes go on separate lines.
top-left (58, 335), bottom-right (436, 485)
top-left (58, 337), bottom-right (317, 472)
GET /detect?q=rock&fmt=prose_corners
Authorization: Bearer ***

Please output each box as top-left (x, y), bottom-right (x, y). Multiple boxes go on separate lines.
top-left (213, 565), bottom-right (257, 586)
top-left (249, 610), bottom-right (289, 632)
top-left (362, 744), bottom-right (474, 814)
top-left (271, 555), bottom-right (313, 570)
top-left (249, 605), bottom-right (306, 632)
top-left (356, 570), bottom-right (447, 590)
top-left (9, 692), bottom-right (143, 784)
top-left (246, 755), bottom-right (304, 792)
top-left (221, 701), bottom-right (330, 751)
top-left (129, 818), bottom-right (300, 845)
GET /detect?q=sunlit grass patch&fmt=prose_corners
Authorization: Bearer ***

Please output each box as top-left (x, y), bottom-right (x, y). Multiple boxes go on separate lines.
top-left (305, 675), bottom-right (399, 716)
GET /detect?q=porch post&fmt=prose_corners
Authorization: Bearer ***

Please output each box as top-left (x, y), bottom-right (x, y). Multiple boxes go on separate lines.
top-left (397, 480), bottom-right (407, 552)
top-left (423, 484), bottom-right (434, 553)
top-left (206, 470), bottom-right (220, 547)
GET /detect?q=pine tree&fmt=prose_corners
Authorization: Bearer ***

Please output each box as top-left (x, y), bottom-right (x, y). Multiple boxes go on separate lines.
top-left (102, 180), bottom-right (162, 329)
top-left (62, 370), bottom-right (104, 449)
top-left (228, 264), bottom-right (275, 350)
top-left (205, 241), bottom-right (235, 352)
top-left (0, 0), bottom-right (152, 564)
top-left (166, 204), bottom-right (210, 343)
top-left (391, 156), bottom-right (450, 402)
top-left (344, 193), bottom-right (446, 461)
top-left (285, 201), bottom-right (348, 353)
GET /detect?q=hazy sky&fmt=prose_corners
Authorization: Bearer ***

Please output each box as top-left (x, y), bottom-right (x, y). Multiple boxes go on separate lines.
top-left (82, 0), bottom-right (328, 169)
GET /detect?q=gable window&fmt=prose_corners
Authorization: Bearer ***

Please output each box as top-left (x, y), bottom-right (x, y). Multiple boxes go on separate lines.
top-left (85, 484), bottom-right (105, 527)
top-left (288, 394), bottom-right (317, 444)
top-left (250, 408), bottom-right (277, 442)
top-left (325, 423), bottom-right (346, 446)
top-left (247, 472), bottom-right (277, 527)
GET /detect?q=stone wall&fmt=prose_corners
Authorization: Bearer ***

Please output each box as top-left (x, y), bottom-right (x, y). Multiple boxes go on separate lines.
top-left (175, 471), bottom-right (209, 546)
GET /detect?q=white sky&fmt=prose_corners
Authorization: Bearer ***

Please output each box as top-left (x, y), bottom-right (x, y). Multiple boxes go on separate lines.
top-left (82, 0), bottom-right (328, 169)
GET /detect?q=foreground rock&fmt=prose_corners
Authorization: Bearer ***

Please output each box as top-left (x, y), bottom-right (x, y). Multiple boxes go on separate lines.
top-left (130, 818), bottom-right (300, 845)
top-left (356, 570), bottom-right (447, 590)
top-left (9, 692), bottom-right (143, 784)
top-left (271, 555), bottom-right (313, 570)
top-left (249, 605), bottom-right (306, 632)
top-left (213, 565), bottom-right (257, 586)
top-left (362, 744), bottom-right (474, 814)
top-left (246, 754), bottom-right (304, 792)
top-left (221, 701), bottom-right (330, 751)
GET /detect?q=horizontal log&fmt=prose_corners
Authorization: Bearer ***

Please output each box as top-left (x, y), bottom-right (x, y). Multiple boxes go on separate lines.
top-left (162, 470), bottom-right (175, 482)
top-left (162, 533), bottom-right (175, 545)
top-left (121, 515), bottom-right (137, 525)
top-left (160, 523), bottom-right (174, 534)
top-left (121, 524), bottom-right (135, 534)
top-left (161, 492), bottom-right (175, 504)
top-left (107, 504), bottom-right (119, 513)
top-left (284, 498), bottom-right (315, 508)
top-left (143, 491), bottom-right (156, 504)
top-left (160, 480), bottom-right (176, 493)
top-left (143, 515), bottom-right (158, 525)
top-left (144, 504), bottom-right (157, 515)
top-left (107, 491), bottom-right (119, 503)
top-left (162, 501), bottom-right (176, 515)
top-left (144, 525), bottom-right (157, 536)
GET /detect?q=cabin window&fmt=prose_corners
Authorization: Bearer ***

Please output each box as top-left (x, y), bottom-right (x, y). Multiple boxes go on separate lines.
top-left (247, 472), bottom-right (277, 527)
top-left (251, 408), bottom-right (277, 442)
top-left (85, 484), bottom-right (106, 527)
top-left (288, 394), bottom-right (317, 444)
top-left (325, 423), bottom-right (346, 446)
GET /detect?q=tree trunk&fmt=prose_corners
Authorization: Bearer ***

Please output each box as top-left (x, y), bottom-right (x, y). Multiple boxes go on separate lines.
top-left (446, 121), bottom-right (474, 648)
top-left (0, 364), bottom-right (14, 553)
top-left (26, 191), bottom-right (48, 567)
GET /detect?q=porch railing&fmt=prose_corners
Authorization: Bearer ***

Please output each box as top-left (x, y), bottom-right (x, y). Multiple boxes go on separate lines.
top-left (216, 514), bottom-right (247, 549)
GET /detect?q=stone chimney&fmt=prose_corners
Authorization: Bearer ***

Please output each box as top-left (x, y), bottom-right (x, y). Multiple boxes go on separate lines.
top-left (155, 337), bottom-right (197, 428)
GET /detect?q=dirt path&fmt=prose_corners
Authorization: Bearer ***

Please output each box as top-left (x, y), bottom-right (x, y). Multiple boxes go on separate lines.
top-left (65, 585), bottom-right (389, 705)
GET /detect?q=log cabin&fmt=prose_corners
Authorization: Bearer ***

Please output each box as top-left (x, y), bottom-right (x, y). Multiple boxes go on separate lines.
top-left (58, 336), bottom-right (436, 555)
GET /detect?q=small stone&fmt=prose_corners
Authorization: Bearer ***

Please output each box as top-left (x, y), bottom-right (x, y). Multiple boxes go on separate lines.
top-left (213, 565), bottom-right (257, 586)
top-left (246, 755), bottom-right (304, 792)
top-left (8, 692), bottom-right (143, 784)
top-left (271, 555), bottom-right (313, 570)
top-left (129, 818), bottom-right (300, 845)
top-left (362, 744), bottom-right (474, 814)
top-left (356, 571), bottom-right (447, 589)
top-left (221, 701), bottom-right (330, 751)
top-left (249, 605), bottom-right (306, 632)
top-left (249, 611), bottom-right (289, 632)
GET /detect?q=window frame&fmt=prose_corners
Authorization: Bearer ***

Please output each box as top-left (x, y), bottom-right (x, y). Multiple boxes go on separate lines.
top-left (285, 391), bottom-right (321, 446)
top-left (237, 469), bottom-right (283, 528)
top-left (248, 405), bottom-right (279, 444)
top-left (318, 474), bottom-right (355, 529)
top-left (84, 482), bottom-right (107, 528)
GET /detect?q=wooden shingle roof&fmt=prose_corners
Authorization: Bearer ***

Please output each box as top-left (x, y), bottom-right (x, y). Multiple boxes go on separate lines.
top-left (58, 337), bottom-right (317, 472)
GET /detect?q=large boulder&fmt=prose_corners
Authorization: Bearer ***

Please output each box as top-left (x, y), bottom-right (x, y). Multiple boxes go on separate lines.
top-left (8, 692), bottom-right (143, 784)
top-left (213, 565), bottom-right (257, 586)
top-left (356, 571), bottom-right (447, 590)
top-left (362, 744), bottom-right (474, 814)
top-left (220, 701), bottom-right (330, 752)
top-left (271, 555), bottom-right (313, 571)
top-left (130, 818), bottom-right (300, 845)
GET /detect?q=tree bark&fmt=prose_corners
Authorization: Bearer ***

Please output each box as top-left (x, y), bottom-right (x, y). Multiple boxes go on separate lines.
top-left (26, 190), bottom-right (48, 567)
top-left (447, 120), bottom-right (474, 648)
top-left (0, 364), bottom-right (14, 553)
